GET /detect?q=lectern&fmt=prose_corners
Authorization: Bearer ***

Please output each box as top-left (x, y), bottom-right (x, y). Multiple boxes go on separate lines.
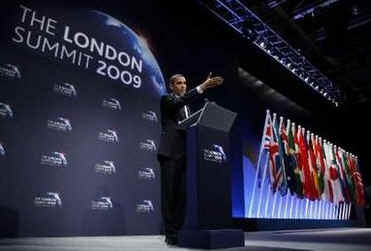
top-left (177, 102), bottom-right (244, 249)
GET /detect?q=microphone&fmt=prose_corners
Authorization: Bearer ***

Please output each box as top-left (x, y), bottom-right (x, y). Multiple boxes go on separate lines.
top-left (204, 98), bottom-right (216, 105)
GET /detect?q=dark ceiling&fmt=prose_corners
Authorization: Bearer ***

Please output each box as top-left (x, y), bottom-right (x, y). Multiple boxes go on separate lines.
top-left (237, 0), bottom-right (371, 107)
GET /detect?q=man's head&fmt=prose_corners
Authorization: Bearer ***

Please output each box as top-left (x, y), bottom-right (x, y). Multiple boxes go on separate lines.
top-left (169, 74), bottom-right (187, 96)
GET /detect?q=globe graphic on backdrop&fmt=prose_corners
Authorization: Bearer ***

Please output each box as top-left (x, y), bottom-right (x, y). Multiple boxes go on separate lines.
top-left (88, 10), bottom-right (167, 97)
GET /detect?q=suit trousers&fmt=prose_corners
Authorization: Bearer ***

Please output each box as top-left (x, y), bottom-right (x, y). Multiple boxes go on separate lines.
top-left (160, 156), bottom-right (186, 237)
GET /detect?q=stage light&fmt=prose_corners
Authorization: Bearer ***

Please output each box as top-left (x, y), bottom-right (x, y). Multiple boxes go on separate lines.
top-left (352, 5), bottom-right (360, 16)
top-left (260, 42), bottom-right (265, 48)
top-left (305, 77), bottom-right (309, 82)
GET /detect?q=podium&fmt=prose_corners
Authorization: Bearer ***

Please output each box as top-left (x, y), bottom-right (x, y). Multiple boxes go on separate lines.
top-left (177, 102), bottom-right (244, 249)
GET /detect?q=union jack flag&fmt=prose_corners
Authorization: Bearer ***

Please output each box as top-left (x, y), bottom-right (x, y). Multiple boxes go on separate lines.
top-left (267, 115), bottom-right (286, 194)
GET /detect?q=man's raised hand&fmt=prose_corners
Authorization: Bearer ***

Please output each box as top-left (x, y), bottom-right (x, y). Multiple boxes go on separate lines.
top-left (200, 72), bottom-right (224, 91)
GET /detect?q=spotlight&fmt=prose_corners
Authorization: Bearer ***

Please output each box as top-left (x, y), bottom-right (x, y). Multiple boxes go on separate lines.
top-left (352, 5), bottom-right (360, 16)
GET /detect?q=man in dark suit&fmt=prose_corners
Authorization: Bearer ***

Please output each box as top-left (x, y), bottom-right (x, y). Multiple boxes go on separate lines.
top-left (157, 73), bottom-right (223, 245)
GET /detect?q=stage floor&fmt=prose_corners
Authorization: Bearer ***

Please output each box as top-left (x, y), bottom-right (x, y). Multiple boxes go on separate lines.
top-left (0, 228), bottom-right (370, 251)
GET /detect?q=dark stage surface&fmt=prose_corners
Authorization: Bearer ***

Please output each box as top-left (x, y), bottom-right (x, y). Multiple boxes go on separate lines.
top-left (0, 228), bottom-right (370, 251)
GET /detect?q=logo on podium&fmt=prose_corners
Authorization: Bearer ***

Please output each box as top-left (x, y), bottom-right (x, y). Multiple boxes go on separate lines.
top-left (203, 144), bottom-right (227, 163)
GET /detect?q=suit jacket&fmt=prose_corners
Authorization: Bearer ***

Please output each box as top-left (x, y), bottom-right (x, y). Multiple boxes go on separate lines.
top-left (157, 88), bottom-right (201, 161)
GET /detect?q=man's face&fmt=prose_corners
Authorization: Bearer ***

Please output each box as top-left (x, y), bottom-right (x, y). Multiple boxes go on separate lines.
top-left (170, 76), bottom-right (187, 96)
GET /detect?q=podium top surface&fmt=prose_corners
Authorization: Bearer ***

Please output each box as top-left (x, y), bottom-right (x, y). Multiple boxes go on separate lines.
top-left (178, 102), bottom-right (237, 133)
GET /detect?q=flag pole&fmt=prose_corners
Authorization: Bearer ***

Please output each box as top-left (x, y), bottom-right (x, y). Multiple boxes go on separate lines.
top-left (315, 135), bottom-right (323, 219)
top-left (263, 113), bottom-right (277, 218)
top-left (278, 189), bottom-right (284, 218)
top-left (348, 203), bottom-right (352, 220)
top-left (272, 191), bottom-right (278, 218)
top-left (311, 133), bottom-right (319, 219)
top-left (257, 112), bottom-right (276, 218)
top-left (271, 116), bottom-right (283, 218)
top-left (326, 201), bottom-right (330, 220)
top-left (289, 190), bottom-right (294, 218)
top-left (283, 118), bottom-right (291, 219)
top-left (284, 188), bottom-right (290, 218)
top-left (344, 203), bottom-right (348, 220)
top-left (302, 127), bottom-right (310, 219)
top-left (248, 110), bottom-right (270, 218)
top-left (295, 196), bottom-right (299, 218)
top-left (279, 116), bottom-right (289, 218)
top-left (342, 202), bottom-right (346, 220)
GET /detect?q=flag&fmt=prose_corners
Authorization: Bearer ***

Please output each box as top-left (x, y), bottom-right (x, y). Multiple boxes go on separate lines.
top-left (308, 133), bottom-right (320, 200)
top-left (331, 144), bottom-right (345, 204)
top-left (343, 151), bottom-right (356, 202)
top-left (282, 119), bottom-right (297, 194)
top-left (350, 156), bottom-right (366, 206)
top-left (290, 123), bottom-right (304, 198)
top-left (335, 147), bottom-right (351, 203)
top-left (256, 111), bottom-right (273, 188)
top-left (323, 140), bottom-right (335, 202)
top-left (267, 114), bottom-right (285, 194)
top-left (275, 117), bottom-right (288, 196)
top-left (314, 136), bottom-right (325, 197)
top-left (326, 143), bottom-right (345, 204)
top-left (298, 127), bottom-right (314, 200)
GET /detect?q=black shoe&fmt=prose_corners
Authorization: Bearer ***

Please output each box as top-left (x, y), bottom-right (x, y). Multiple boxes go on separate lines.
top-left (165, 235), bottom-right (178, 246)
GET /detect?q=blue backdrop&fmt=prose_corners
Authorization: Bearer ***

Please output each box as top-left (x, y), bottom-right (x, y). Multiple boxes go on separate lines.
top-left (0, 1), bottom-right (165, 236)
